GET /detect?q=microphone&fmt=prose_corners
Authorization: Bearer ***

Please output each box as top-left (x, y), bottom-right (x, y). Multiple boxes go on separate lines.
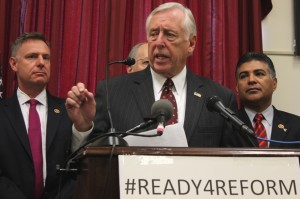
top-left (108, 57), bottom-right (136, 66)
top-left (206, 96), bottom-right (256, 138)
top-left (151, 99), bottom-right (174, 134)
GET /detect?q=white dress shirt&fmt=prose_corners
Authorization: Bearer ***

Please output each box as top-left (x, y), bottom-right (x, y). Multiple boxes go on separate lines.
top-left (150, 66), bottom-right (187, 124)
top-left (17, 88), bottom-right (91, 184)
top-left (18, 88), bottom-right (48, 185)
top-left (245, 105), bottom-right (274, 145)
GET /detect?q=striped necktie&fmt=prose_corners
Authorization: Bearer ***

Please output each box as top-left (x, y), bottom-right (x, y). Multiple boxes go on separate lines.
top-left (254, 113), bottom-right (268, 148)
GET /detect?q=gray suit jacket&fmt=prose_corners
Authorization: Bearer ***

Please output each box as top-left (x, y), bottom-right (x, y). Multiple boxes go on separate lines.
top-left (238, 107), bottom-right (300, 148)
top-left (0, 92), bottom-right (73, 199)
top-left (93, 66), bottom-right (245, 147)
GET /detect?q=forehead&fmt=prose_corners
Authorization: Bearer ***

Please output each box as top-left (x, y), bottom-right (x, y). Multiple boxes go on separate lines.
top-left (137, 44), bottom-right (148, 55)
top-left (238, 60), bottom-right (268, 73)
top-left (149, 8), bottom-right (184, 29)
top-left (17, 40), bottom-right (50, 55)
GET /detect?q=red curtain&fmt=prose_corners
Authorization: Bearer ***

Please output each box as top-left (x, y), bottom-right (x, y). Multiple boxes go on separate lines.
top-left (0, 0), bottom-right (272, 99)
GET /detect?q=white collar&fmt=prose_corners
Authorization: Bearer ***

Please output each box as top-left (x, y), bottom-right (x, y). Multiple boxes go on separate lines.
top-left (245, 105), bottom-right (274, 126)
top-left (150, 66), bottom-right (187, 95)
top-left (17, 88), bottom-right (47, 106)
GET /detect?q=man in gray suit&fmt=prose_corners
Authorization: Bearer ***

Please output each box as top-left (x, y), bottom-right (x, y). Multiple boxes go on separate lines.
top-left (236, 52), bottom-right (300, 148)
top-left (67, 2), bottom-right (244, 147)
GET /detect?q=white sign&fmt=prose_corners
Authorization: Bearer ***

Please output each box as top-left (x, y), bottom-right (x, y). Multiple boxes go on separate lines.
top-left (119, 155), bottom-right (300, 199)
top-left (124, 123), bottom-right (188, 147)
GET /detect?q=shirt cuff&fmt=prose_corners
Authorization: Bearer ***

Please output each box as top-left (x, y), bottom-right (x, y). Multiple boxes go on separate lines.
top-left (71, 122), bottom-right (94, 152)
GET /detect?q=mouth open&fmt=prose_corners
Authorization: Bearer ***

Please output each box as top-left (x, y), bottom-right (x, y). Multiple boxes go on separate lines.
top-left (154, 54), bottom-right (170, 63)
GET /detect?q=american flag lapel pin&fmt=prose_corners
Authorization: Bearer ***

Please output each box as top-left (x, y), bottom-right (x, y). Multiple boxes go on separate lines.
top-left (193, 92), bottom-right (201, 98)
top-left (278, 124), bottom-right (287, 132)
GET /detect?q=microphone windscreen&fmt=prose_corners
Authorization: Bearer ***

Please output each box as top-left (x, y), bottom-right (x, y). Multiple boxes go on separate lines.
top-left (124, 57), bottom-right (136, 66)
top-left (206, 96), bottom-right (222, 112)
top-left (151, 99), bottom-right (173, 121)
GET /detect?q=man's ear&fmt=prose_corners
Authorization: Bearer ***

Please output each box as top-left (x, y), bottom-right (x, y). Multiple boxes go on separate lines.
top-left (187, 35), bottom-right (196, 55)
top-left (235, 85), bottom-right (239, 96)
top-left (126, 66), bottom-right (133, 73)
top-left (9, 57), bottom-right (18, 72)
top-left (273, 77), bottom-right (277, 91)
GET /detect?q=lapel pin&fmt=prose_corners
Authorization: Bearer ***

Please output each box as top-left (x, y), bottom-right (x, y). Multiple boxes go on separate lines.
top-left (278, 124), bottom-right (287, 132)
top-left (54, 109), bottom-right (60, 114)
top-left (194, 92), bottom-right (201, 98)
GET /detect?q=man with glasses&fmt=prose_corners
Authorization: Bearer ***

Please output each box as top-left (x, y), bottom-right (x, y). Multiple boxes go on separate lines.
top-left (126, 42), bottom-right (149, 73)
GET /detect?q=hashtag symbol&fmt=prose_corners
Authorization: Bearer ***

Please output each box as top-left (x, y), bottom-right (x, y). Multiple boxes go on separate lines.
top-left (125, 178), bottom-right (136, 194)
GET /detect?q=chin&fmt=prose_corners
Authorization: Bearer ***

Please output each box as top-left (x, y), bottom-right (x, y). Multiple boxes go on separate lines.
top-left (153, 64), bottom-right (171, 71)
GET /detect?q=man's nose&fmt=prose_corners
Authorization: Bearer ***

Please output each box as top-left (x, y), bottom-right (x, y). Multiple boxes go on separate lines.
top-left (248, 74), bottom-right (256, 83)
top-left (154, 32), bottom-right (166, 49)
top-left (37, 55), bottom-right (45, 66)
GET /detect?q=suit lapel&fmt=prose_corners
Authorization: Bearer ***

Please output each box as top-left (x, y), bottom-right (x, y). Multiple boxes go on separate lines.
top-left (130, 67), bottom-right (155, 118)
top-left (270, 107), bottom-right (289, 147)
top-left (184, 70), bottom-right (206, 141)
top-left (3, 94), bottom-right (32, 157)
top-left (46, 93), bottom-right (65, 151)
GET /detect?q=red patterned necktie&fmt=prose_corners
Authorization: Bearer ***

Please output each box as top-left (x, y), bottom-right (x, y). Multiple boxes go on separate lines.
top-left (28, 99), bottom-right (43, 199)
top-left (160, 78), bottom-right (178, 125)
top-left (254, 113), bottom-right (268, 148)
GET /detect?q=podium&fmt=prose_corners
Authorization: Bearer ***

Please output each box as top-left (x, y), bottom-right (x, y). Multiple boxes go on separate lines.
top-left (72, 147), bottom-right (300, 199)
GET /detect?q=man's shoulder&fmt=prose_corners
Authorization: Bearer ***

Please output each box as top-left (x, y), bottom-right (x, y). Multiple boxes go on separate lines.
top-left (275, 108), bottom-right (300, 121)
top-left (190, 72), bottom-right (234, 94)
top-left (46, 92), bottom-right (65, 102)
top-left (101, 68), bottom-right (150, 86)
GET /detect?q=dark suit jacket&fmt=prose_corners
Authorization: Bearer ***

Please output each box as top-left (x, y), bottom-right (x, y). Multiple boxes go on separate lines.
top-left (93, 66), bottom-right (245, 147)
top-left (238, 107), bottom-right (300, 148)
top-left (0, 92), bottom-right (73, 199)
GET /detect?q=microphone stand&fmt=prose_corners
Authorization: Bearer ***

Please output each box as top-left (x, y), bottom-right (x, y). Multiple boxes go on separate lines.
top-left (89, 59), bottom-right (135, 147)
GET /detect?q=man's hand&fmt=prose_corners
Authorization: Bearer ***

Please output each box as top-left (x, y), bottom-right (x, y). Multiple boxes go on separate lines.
top-left (65, 82), bottom-right (96, 132)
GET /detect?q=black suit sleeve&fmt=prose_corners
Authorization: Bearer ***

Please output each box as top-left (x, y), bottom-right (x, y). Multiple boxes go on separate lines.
top-left (0, 172), bottom-right (28, 199)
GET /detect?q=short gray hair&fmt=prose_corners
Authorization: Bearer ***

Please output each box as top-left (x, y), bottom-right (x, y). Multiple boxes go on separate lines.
top-left (11, 32), bottom-right (50, 57)
top-left (128, 43), bottom-right (147, 59)
top-left (146, 2), bottom-right (197, 40)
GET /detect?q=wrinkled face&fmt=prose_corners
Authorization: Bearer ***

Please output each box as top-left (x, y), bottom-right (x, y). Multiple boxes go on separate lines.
top-left (236, 60), bottom-right (277, 110)
top-left (147, 8), bottom-right (196, 78)
top-left (9, 40), bottom-right (51, 91)
top-left (128, 43), bottom-right (149, 73)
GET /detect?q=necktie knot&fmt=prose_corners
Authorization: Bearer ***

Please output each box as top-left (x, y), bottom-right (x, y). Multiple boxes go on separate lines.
top-left (163, 78), bottom-right (174, 92)
top-left (254, 113), bottom-right (264, 123)
top-left (29, 99), bottom-right (39, 106)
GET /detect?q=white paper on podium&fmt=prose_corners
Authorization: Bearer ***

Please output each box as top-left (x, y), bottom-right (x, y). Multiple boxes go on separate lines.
top-left (124, 123), bottom-right (188, 147)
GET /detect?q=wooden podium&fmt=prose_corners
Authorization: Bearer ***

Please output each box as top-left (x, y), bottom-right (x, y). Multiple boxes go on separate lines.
top-left (72, 147), bottom-right (300, 199)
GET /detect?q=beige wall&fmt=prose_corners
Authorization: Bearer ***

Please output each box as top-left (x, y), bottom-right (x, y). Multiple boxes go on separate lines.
top-left (262, 0), bottom-right (300, 116)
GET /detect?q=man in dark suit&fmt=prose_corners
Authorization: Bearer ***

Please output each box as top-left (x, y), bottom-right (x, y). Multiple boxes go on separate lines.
top-left (0, 32), bottom-right (95, 199)
top-left (67, 2), bottom-right (244, 147)
top-left (235, 52), bottom-right (300, 148)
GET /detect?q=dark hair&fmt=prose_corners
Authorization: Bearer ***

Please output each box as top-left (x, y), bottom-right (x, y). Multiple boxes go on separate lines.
top-left (235, 52), bottom-right (276, 80)
top-left (11, 32), bottom-right (50, 56)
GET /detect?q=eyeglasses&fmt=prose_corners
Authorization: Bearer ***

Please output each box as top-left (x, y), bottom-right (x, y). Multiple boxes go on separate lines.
top-left (135, 58), bottom-right (150, 66)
